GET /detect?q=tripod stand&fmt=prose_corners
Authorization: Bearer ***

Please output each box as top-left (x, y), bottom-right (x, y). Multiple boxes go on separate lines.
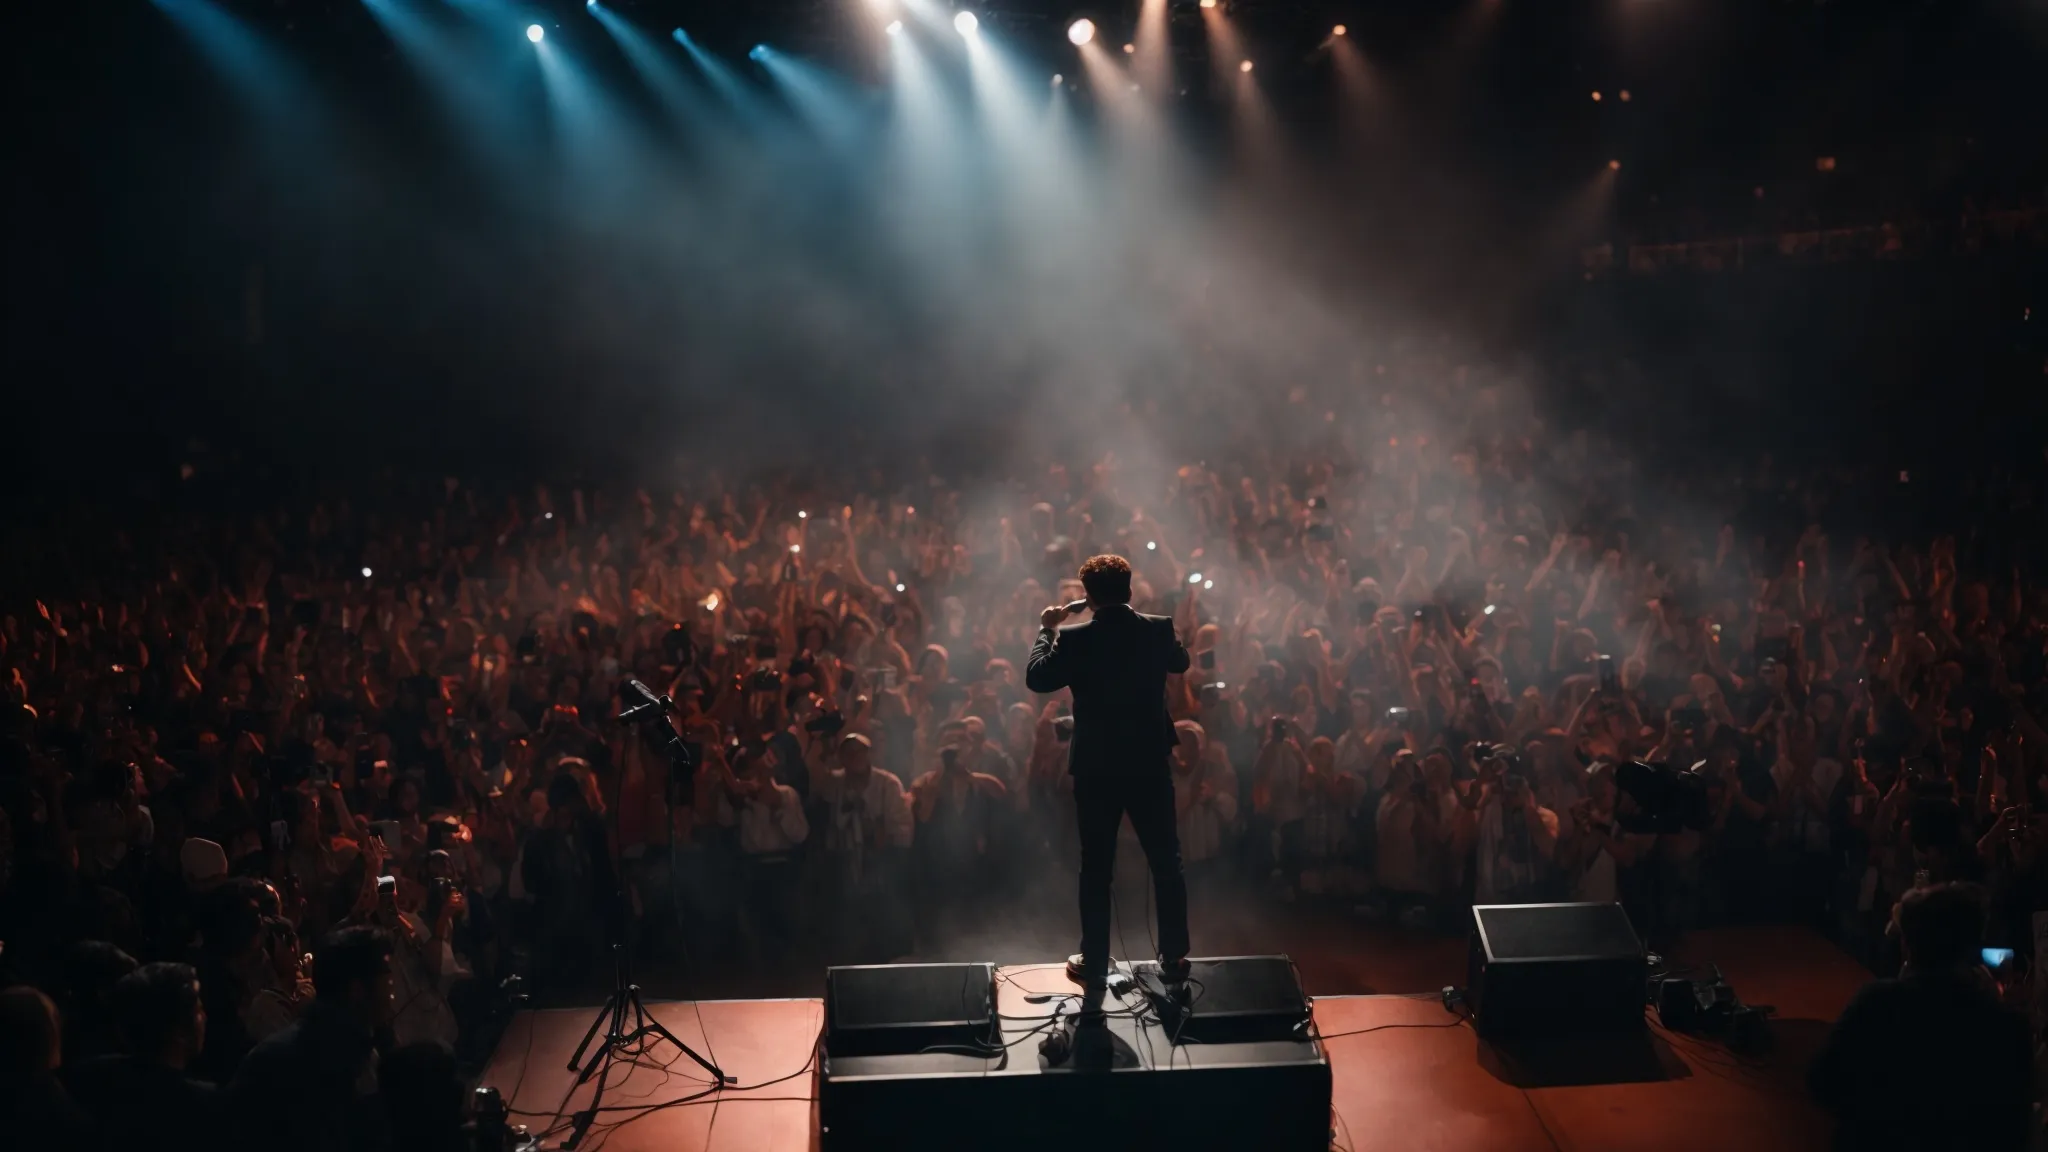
top-left (562, 699), bottom-right (730, 1149)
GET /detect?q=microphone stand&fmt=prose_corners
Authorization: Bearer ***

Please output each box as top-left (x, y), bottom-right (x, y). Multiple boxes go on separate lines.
top-left (563, 702), bottom-right (730, 1149)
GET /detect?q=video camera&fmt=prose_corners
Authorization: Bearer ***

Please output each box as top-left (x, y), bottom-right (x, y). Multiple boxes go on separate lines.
top-left (1613, 760), bottom-right (1713, 835)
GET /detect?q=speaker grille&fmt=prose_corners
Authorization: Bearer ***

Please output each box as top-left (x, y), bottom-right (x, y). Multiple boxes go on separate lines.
top-left (828, 963), bottom-right (993, 1032)
top-left (1186, 956), bottom-right (1306, 1017)
top-left (1477, 904), bottom-right (1641, 961)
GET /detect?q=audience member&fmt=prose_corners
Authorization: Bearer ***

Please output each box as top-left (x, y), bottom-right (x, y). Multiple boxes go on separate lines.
top-left (1809, 884), bottom-right (2031, 1151)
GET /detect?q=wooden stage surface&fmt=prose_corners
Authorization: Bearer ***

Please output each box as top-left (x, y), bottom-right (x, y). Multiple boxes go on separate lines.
top-left (481, 926), bottom-right (1869, 1152)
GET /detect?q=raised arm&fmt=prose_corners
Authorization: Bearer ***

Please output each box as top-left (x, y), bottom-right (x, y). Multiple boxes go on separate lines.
top-left (1025, 607), bottom-right (1075, 695)
top-left (1164, 618), bottom-right (1191, 676)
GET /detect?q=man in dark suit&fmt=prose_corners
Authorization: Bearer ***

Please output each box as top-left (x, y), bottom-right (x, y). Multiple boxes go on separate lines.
top-left (1026, 554), bottom-right (1193, 987)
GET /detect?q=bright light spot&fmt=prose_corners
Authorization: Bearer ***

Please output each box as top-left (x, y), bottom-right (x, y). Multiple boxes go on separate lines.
top-left (1608, 159), bottom-right (1622, 171)
top-left (1188, 573), bottom-right (1204, 585)
top-left (1239, 59), bottom-right (1253, 73)
top-left (798, 510), bottom-right (809, 519)
top-left (954, 10), bottom-right (978, 35)
top-left (361, 567), bottom-right (374, 578)
top-left (1067, 18), bottom-right (1095, 45)
top-left (1619, 89), bottom-right (1632, 102)
top-left (1123, 43), bottom-right (1135, 54)
top-left (1146, 541), bottom-right (1158, 551)
top-left (1333, 24), bottom-right (1346, 36)
top-left (526, 23), bottom-right (544, 42)
top-left (905, 506), bottom-right (915, 516)
top-left (749, 44), bottom-right (769, 61)
top-left (1199, 0), bottom-right (1216, 7)
top-left (885, 19), bottom-right (903, 34)
top-left (1591, 90), bottom-right (1602, 101)
top-left (1203, 580), bottom-right (1214, 590)
top-left (1484, 604), bottom-right (1497, 616)
top-left (585, 0), bottom-right (596, 8)
top-left (544, 511), bottom-right (554, 519)
top-left (895, 583), bottom-right (906, 593)
top-left (1051, 73), bottom-right (1063, 85)
top-left (702, 592), bottom-right (721, 612)
top-left (790, 544), bottom-right (802, 554)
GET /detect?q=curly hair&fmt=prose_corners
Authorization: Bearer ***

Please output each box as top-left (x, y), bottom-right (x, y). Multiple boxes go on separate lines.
top-left (1079, 554), bottom-right (1133, 605)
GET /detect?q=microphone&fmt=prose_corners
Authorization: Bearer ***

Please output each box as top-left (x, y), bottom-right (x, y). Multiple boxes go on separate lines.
top-left (614, 679), bottom-right (675, 723)
top-left (1064, 600), bottom-right (1089, 615)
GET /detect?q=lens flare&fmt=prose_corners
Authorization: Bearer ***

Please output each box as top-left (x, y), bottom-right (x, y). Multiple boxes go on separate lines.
top-left (954, 10), bottom-right (978, 35)
top-left (1067, 18), bottom-right (1095, 46)
top-left (526, 24), bottom-right (544, 43)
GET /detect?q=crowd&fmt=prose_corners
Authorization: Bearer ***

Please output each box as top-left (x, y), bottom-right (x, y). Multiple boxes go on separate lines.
top-left (1, 344), bottom-right (2043, 1148)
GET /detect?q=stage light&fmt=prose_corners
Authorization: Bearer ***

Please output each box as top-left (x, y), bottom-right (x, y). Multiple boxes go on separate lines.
top-left (798, 510), bottom-right (809, 519)
top-left (1619, 89), bottom-right (1632, 102)
top-left (361, 567), bottom-right (374, 578)
top-left (1147, 540), bottom-right (1158, 551)
top-left (1333, 24), bottom-right (1346, 36)
top-left (585, 0), bottom-right (596, 8)
top-left (954, 10), bottom-right (978, 35)
top-left (1203, 580), bottom-right (1214, 590)
top-left (1051, 73), bottom-right (1062, 85)
top-left (1188, 572), bottom-right (1203, 585)
top-left (895, 583), bottom-right (906, 592)
top-left (1199, 0), bottom-right (1216, 7)
top-left (1608, 159), bottom-right (1622, 170)
top-left (1590, 90), bottom-right (1602, 101)
top-left (1123, 42), bottom-right (1134, 54)
top-left (1239, 59), bottom-right (1252, 73)
top-left (886, 19), bottom-right (903, 34)
top-left (1067, 18), bottom-right (1095, 46)
top-left (526, 23), bottom-right (544, 42)
top-left (749, 44), bottom-right (769, 61)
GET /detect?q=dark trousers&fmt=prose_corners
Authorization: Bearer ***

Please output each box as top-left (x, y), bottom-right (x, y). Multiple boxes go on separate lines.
top-left (1074, 770), bottom-right (1190, 975)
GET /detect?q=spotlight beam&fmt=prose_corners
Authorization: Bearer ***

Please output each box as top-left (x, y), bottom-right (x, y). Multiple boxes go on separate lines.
top-left (589, 6), bottom-right (699, 125)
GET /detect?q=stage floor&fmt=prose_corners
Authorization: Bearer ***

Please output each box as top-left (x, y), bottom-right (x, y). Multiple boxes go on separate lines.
top-left (481, 926), bottom-right (1868, 1152)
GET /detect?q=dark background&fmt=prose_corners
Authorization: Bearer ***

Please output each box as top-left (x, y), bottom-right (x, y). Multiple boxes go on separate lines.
top-left (5, 0), bottom-right (2044, 492)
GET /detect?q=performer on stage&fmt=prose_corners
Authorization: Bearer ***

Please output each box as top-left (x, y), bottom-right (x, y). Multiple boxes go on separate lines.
top-left (1025, 554), bottom-right (1194, 989)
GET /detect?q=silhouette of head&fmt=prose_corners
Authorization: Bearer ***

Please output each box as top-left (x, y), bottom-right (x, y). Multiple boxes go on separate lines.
top-left (1079, 555), bottom-right (1133, 606)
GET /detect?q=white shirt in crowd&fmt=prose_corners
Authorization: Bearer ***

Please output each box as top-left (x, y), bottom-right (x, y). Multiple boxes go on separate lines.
top-left (1174, 755), bottom-right (1240, 866)
top-left (1771, 756), bottom-right (1842, 854)
top-left (719, 782), bottom-right (810, 856)
top-left (1299, 780), bottom-right (1355, 863)
top-left (1474, 795), bottom-right (1559, 903)
top-left (1259, 745), bottom-right (1307, 825)
top-left (1333, 730), bottom-right (1386, 791)
top-left (1564, 808), bottom-right (1654, 904)
top-left (813, 768), bottom-right (915, 852)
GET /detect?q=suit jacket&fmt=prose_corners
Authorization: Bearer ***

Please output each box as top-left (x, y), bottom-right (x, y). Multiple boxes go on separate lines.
top-left (1025, 603), bottom-right (1190, 779)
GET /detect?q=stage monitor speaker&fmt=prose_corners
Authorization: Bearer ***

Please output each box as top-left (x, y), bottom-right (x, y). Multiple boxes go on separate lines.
top-left (824, 962), bottom-right (996, 1058)
top-left (1467, 903), bottom-right (1645, 1038)
top-left (1144, 955), bottom-right (1311, 1045)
